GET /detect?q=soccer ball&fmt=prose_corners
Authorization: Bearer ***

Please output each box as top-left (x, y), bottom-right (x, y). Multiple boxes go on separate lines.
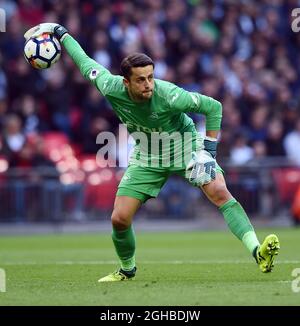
top-left (24, 33), bottom-right (61, 69)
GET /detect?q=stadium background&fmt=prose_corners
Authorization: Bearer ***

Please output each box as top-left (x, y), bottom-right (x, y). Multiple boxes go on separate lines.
top-left (0, 0), bottom-right (300, 225)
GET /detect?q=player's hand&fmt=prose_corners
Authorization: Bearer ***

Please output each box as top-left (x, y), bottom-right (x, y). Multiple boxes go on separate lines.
top-left (186, 150), bottom-right (216, 186)
top-left (24, 23), bottom-right (68, 42)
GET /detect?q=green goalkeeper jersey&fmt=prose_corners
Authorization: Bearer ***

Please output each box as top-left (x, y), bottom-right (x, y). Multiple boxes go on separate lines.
top-left (63, 35), bottom-right (222, 167)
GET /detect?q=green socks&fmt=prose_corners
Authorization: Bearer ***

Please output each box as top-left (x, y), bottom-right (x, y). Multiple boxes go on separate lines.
top-left (112, 225), bottom-right (136, 271)
top-left (111, 199), bottom-right (259, 269)
top-left (219, 198), bottom-right (260, 255)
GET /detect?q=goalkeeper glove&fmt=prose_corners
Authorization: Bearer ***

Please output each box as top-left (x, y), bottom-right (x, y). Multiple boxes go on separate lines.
top-left (24, 23), bottom-right (69, 42)
top-left (186, 150), bottom-right (216, 186)
top-left (186, 136), bottom-right (218, 186)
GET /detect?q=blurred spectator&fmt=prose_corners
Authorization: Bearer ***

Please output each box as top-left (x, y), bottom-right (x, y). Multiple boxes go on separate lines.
top-left (252, 140), bottom-right (267, 161)
top-left (230, 133), bottom-right (254, 166)
top-left (0, 114), bottom-right (26, 167)
top-left (92, 31), bottom-right (112, 69)
top-left (247, 105), bottom-right (268, 142)
top-left (43, 64), bottom-right (71, 136)
top-left (0, 67), bottom-right (7, 100)
top-left (265, 118), bottom-right (286, 157)
top-left (0, 99), bottom-right (8, 130)
top-left (283, 117), bottom-right (300, 166)
top-left (15, 95), bottom-right (47, 135)
top-left (83, 116), bottom-right (112, 154)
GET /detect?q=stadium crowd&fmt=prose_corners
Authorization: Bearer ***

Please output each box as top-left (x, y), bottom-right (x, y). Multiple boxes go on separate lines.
top-left (0, 0), bottom-right (300, 220)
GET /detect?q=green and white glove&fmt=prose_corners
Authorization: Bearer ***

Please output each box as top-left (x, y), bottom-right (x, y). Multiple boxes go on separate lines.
top-left (186, 150), bottom-right (216, 186)
top-left (24, 23), bottom-right (69, 42)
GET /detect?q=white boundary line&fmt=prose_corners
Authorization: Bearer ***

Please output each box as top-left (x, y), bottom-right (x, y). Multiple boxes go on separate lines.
top-left (1, 260), bottom-right (300, 265)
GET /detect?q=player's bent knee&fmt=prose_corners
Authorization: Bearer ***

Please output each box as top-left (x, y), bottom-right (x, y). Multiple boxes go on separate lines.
top-left (205, 182), bottom-right (232, 206)
top-left (111, 210), bottom-right (131, 230)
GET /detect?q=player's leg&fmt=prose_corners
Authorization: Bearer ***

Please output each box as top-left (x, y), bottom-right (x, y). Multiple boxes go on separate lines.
top-left (98, 195), bottom-right (141, 282)
top-left (201, 172), bottom-right (259, 253)
top-left (201, 172), bottom-right (280, 272)
top-left (111, 195), bottom-right (141, 272)
top-left (98, 164), bottom-right (169, 282)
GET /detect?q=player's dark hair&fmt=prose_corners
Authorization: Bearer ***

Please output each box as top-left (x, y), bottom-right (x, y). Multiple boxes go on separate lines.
top-left (120, 53), bottom-right (154, 79)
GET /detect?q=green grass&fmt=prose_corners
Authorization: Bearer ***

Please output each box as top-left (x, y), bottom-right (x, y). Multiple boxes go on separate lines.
top-left (0, 228), bottom-right (299, 306)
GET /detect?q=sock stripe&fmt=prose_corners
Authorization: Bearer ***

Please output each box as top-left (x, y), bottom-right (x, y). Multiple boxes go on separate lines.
top-left (219, 198), bottom-right (236, 212)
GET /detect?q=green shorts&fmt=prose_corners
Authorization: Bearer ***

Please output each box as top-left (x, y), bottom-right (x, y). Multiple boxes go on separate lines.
top-left (117, 163), bottom-right (224, 203)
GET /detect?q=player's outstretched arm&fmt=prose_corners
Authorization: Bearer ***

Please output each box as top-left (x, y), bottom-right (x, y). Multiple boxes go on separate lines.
top-left (24, 23), bottom-right (117, 95)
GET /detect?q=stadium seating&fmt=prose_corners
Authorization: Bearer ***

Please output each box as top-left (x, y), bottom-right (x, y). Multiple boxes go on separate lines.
top-left (78, 154), bottom-right (118, 211)
top-left (271, 168), bottom-right (300, 205)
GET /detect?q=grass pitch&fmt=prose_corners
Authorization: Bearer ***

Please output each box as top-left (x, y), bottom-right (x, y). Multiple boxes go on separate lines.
top-left (0, 228), bottom-right (299, 306)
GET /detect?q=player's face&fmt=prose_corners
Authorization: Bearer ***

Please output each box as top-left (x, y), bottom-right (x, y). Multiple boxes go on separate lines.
top-left (124, 65), bottom-right (154, 102)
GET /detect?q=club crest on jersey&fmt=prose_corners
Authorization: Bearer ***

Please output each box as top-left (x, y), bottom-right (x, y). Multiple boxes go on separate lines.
top-left (89, 68), bottom-right (100, 80)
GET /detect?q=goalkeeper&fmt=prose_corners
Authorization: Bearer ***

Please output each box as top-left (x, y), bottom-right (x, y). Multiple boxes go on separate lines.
top-left (24, 24), bottom-right (280, 281)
